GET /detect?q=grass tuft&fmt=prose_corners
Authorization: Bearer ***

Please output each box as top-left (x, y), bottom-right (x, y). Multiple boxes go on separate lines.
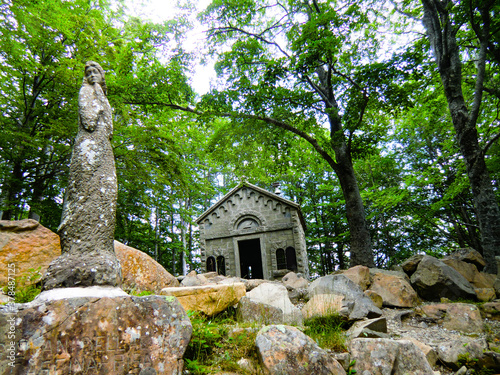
top-left (184, 309), bottom-right (260, 374)
top-left (303, 313), bottom-right (349, 352)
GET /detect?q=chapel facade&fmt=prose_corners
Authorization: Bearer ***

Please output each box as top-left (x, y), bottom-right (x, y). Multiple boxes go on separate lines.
top-left (196, 181), bottom-right (309, 280)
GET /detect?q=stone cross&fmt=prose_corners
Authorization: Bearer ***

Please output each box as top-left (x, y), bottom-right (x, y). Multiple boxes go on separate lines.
top-left (41, 61), bottom-right (121, 290)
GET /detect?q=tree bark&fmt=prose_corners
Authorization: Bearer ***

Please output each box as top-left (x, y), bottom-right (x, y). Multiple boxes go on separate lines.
top-left (0, 161), bottom-right (24, 220)
top-left (332, 142), bottom-right (375, 268)
top-left (421, 0), bottom-right (500, 273)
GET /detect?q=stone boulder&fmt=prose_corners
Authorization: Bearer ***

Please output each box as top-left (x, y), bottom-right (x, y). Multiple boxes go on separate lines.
top-left (445, 247), bottom-right (486, 271)
top-left (347, 317), bottom-right (388, 339)
top-left (400, 254), bottom-right (425, 276)
top-left (286, 286), bottom-right (308, 305)
top-left (443, 258), bottom-right (497, 290)
top-left (180, 271), bottom-right (209, 287)
top-left (282, 272), bottom-right (309, 304)
top-left (282, 272), bottom-right (309, 289)
top-left (442, 258), bottom-right (479, 283)
top-left (246, 283), bottom-right (303, 325)
top-left (416, 303), bottom-right (484, 333)
top-left (307, 274), bottom-right (382, 321)
top-left (256, 325), bottom-right (346, 375)
top-left (436, 336), bottom-right (487, 370)
top-left (349, 338), bottom-right (435, 375)
top-left (160, 283), bottom-right (246, 316)
top-left (339, 265), bottom-right (370, 290)
top-left (114, 241), bottom-right (179, 293)
top-left (472, 272), bottom-right (497, 289)
top-left (475, 287), bottom-right (496, 302)
top-left (481, 301), bottom-right (500, 320)
top-left (242, 279), bottom-right (268, 291)
top-left (236, 296), bottom-right (283, 325)
top-left (410, 255), bottom-right (477, 301)
top-left (401, 337), bottom-right (438, 368)
top-left (415, 303), bottom-right (448, 321)
top-left (0, 294), bottom-right (192, 374)
top-left (0, 219), bottom-right (59, 286)
top-left (368, 269), bottom-right (418, 308)
top-left (364, 290), bottom-right (383, 309)
top-left (442, 303), bottom-right (484, 333)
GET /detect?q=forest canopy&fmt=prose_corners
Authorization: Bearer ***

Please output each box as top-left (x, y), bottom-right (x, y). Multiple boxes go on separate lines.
top-left (0, 0), bottom-right (499, 275)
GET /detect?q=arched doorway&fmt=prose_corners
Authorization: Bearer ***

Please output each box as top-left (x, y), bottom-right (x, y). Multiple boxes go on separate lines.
top-left (216, 256), bottom-right (226, 276)
top-left (276, 248), bottom-right (286, 270)
top-left (207, 256), bottom-right (216, 272)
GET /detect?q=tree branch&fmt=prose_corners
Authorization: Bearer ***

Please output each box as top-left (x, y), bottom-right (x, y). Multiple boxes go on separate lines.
top-left (421, 0), bottom-right (444, 65)
top-left (469, 8), bottom-right (490, 127)
top-left (483, 86), bottom-right (500, 100)
top-left (209, 26), bottom-right (290, 58)
top-left (123, 101), bottom-right (339, 169)
top-left (389, 0), bottom-right (420, 22)
top-left (483, 128), bottom-right (500, 155)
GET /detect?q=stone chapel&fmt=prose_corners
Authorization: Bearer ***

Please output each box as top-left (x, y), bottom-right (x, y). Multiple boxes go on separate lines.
top-left (196, 181), bottom-right (309, 280)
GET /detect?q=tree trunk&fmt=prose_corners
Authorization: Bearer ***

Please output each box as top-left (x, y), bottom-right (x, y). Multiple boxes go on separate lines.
top-left (313, 62), bottom-right (374, 268)
top-left (332, 143), bottom-right (375, 268)
top-left (154, 206), bottom-right (160, 262)
top-left (421, 0), bottom-right (500, 273)
top-left (170, 215), bottom-right (176, 275)
top-left (0, 161), bottom-right (24, 220)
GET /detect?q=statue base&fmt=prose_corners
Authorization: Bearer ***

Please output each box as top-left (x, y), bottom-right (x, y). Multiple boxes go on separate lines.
top-left (41, 250), bottom-right (122, 290)
top-left (0, 294), bottom-right (192, 375)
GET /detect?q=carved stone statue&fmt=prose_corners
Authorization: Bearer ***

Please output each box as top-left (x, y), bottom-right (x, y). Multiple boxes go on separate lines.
top-left (42, 61), bottom-right (121, 290)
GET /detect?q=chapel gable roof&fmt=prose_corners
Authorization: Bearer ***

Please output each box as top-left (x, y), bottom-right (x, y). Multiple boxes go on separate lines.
top-left (195, 181), bottom-right (306, 230)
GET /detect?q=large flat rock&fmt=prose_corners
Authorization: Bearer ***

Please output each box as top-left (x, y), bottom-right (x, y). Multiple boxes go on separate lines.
top-left (350, 338), bottom-right (435, 375)
top-left (160, 283), bottom-right (246, 316)
top-left (0, 295), bottom-right (192, 374)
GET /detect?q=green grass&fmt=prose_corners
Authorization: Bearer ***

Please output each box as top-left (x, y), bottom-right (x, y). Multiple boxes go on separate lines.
top-left (184, 309), bottom-right (260, 374)
top-left (2, 267), bottom-right (42, 303)
top-left (303, 313), bottom-right (349, 352)
top-left (130, 290), bottom-right (155, 297)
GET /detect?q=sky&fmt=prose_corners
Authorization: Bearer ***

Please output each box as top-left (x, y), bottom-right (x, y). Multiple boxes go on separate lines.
top-left (127, 0), bottom-right (216, 95)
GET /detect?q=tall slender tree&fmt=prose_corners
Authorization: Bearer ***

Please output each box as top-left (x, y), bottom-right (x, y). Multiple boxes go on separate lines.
top-left (420, 0), bottom-right (500, 272)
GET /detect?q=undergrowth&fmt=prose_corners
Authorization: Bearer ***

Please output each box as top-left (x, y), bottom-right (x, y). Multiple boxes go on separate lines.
top-left (130, 290), bottom-right (155, 297)
top-left (184, 308), bottom-right (259, 374)
top-left (303, 313), bottom-right (350, 352)
top-left (457, 353), bottom-right (495, 375)
top-left (3, 267), bottom-right (42, 303)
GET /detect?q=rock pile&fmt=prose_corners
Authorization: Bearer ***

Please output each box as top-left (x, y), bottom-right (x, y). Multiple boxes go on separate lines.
top-left (160, 250), bottom-right (500, 374)
top-left (1, 221), bottom-right (499, 374)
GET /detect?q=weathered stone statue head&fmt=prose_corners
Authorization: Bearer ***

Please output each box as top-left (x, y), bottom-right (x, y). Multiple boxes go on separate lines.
top-left (83, 60), bottom-right (107, 94)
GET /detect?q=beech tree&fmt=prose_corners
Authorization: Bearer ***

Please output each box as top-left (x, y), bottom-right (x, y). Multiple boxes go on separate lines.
top-left (418, 0), bottom-right (500, 273)
top-left (170, 0), bottom-right (423, 268)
